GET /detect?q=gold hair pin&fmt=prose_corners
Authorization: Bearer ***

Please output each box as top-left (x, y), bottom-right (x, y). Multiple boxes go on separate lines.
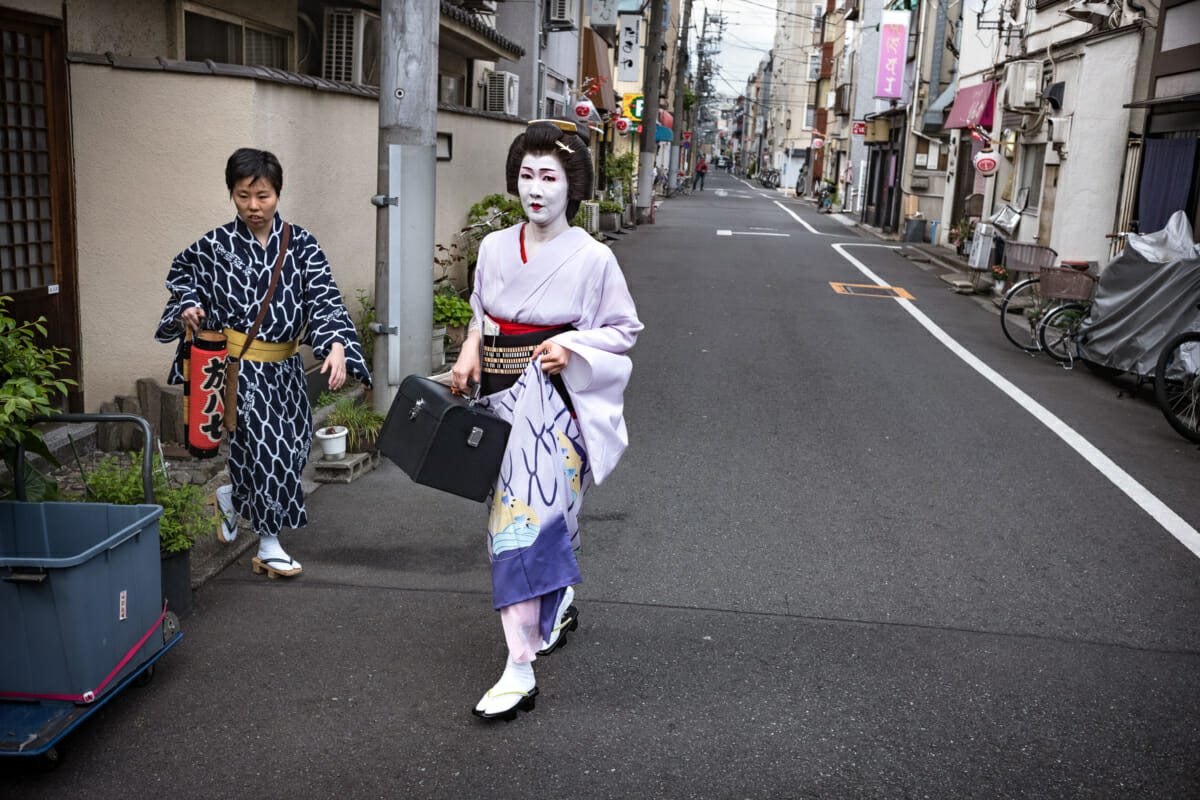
top-left (555, 140), bottom-right (575, 155)
top-left (528, 118), bottom-right (579, 135)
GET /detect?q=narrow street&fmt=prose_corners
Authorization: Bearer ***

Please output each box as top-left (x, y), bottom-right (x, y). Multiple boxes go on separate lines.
top-left (5, 171), bottom-right (1199, 797)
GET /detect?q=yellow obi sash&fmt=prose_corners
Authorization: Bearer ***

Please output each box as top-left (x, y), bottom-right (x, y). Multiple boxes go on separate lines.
top-left (223, 328), bottom-right (299, 363)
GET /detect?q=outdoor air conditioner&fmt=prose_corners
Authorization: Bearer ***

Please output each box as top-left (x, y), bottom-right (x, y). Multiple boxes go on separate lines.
top-left (579, 201), bottom-right (599, 234)
top-left (547, 0), bottom-right (575, 25)
top-left (1004, 61), bottom-right (1042, 111)
top-left (323, 8), bottom-right (381, 86)
top-left (484, 70), bottom-right (520, 115)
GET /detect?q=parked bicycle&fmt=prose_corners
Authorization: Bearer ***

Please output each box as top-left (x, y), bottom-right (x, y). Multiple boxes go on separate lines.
top-left (1154, 326), bottom-right (1200, 443)
top-left (815, 182), bottom-right (834, 213)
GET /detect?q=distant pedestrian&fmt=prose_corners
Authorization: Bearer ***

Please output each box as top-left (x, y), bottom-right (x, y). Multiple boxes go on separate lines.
top-left (692, 155), bottom-right (709, 191)
top-left (155, 148), bottom-right (371, 579)
top-left (450, 120), bottom-right (643, 721)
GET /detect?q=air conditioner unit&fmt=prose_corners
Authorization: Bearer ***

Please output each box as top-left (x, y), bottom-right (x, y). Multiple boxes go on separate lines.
top-left (579, 201), bottom-right (599, 234)
top-left (323, 8), bottom-right (381, 86)
top-left (484, 70), bottom-right (520, 115)
top-left (547, 0), bottom-right (575, 25)
top-left (1004, 61), bottom-right (1042, 111)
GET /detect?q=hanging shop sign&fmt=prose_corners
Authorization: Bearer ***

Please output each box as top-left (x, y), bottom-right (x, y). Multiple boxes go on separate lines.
top-left (874, 10), bottom-right (911, 100)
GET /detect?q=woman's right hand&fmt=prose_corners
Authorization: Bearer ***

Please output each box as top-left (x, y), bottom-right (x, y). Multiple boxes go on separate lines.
top-left (180, 306), bottom-right (205, 333)
top-left (450, 330), bottom-right (481, 394)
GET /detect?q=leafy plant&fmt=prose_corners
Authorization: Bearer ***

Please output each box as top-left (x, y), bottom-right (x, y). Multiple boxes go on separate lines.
top-left (603, 152), bottom-right (636, 204)
top-left (71, 453), bottom-right (215, 553)
top-left (991, 263), bottom-right (1009, 283)
top-left (0, 295), bottom-right (77, 501)
top-left (467, 193), bottom-right (526, 231)
top-left (948, 217), bottom-right (975, 246)
top-left (325, 396), bottom-right (385, 453)
top-left (316, 389), bottom-right (345, 409)
top-left (354, 289), bottom-right (375, 367)
top-left (433, 288), bottom-right (473, 328)
top-left (598, 200), bottom-right (623, 213)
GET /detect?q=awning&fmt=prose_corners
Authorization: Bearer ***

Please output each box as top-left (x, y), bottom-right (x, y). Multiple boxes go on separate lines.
top-left (656, 123), bottom-right (672, 142)
top-left (944, 81), bottom-right (995, 130)
top-left (581, 28), bottom-right (615, 112)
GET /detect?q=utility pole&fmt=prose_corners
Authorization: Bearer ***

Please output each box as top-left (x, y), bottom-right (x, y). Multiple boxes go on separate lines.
top-left (669, 0), bottom-right (693, 193)
top-left (635, 0), bottom-right (665, 223)
top-left (372, 0), bottom-right (438, 411)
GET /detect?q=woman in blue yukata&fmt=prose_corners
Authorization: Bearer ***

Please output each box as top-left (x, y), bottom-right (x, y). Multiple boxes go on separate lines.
top-left (450, 121), bottom-right (643, 720)
top-left (156, 148), bottom-right (371, 579)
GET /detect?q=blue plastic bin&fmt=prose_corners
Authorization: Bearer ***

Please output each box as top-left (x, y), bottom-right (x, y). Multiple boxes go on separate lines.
top-left (0, 501), bottom-right (164, 702)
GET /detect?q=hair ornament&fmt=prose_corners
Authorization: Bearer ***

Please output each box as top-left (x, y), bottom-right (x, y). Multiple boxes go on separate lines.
top-left (555, 140), bottom-right (575, 155)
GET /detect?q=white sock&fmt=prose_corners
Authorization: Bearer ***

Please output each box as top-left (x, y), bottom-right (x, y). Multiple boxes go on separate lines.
top-left (257, 533), bottom-right (288, 562)
top-left (500, 655), bottom-right (535, 693)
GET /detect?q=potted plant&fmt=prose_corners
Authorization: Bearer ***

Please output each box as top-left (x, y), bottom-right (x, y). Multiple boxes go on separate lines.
top-left (0, 296), bottom-right (77, 501)
top-left (948, 218), bottom-right (975, 256)
top-left (70, 452), bottom-right (216, 619)
top-left (598, 200), bottom-right (622, 232)
top-left (991, 263), bottom-right (1010, 293)
top-left (314, 425), bottom-right (348, 460)
top-left (434, 284), bottom-right (473, 358)
top-left (324, 395), bottom-right (385, 454)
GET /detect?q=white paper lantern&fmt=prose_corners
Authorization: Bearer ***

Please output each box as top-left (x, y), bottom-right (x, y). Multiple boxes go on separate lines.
top-left (573, 98), bottom-right (597, 124)
top-left (973, 147), bottom-right (998, 176)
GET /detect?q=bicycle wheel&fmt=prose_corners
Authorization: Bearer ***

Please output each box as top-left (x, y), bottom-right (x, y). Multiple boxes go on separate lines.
top-left (999, 277), bottom-right (1048, 353)
top-left (1154, 330), bottom-right (1200, 444)
top-left (1038, 302), bottom-right (1088, 364)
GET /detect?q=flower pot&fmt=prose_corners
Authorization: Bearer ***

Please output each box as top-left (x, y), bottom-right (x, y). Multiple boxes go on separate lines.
top-left (994, 279), bottom-right (1006, 293)
top-left (432, 325), bottom-right (446, 368)
top-left (161, 548), bottom-right (193, 620)
top-left (599, 211), bottom-right (620, 231)
top-left (315, 425), bottom-right (348, 461)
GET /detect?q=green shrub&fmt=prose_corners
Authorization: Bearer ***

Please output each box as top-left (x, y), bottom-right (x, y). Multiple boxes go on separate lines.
top-left (598, 200), bottom-right (623, 213)
top-left (433, 289), bottom-right (473, 328)
top-left (325, 396), bottom-right (386, 453)
top-left (72, 453), bottom-right (215, 553)
top-left (0, 295), bottom-right (77, 501)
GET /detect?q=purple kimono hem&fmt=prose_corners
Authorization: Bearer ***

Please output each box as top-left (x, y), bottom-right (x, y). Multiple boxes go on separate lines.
top-left (491, 514), bottom-right (581, 642)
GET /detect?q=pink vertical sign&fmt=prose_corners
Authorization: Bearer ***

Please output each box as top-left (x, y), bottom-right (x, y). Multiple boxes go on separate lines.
top-left (874, 10), bottom-right (910, 99)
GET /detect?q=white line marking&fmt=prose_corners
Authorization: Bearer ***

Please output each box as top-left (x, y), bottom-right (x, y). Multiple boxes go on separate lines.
top-left (715, 230), bottom-right (790, 237)
top-left (774, 200), bottom-right (828, 235)
top-left (831, 242), bottom-right (1200, 559)
top-left (717, 230), bottom-right (731, 236)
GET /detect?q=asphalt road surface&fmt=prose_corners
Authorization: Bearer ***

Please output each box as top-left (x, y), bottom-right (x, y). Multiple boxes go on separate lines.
top-left (5, 170), bottom-right (1198, 798)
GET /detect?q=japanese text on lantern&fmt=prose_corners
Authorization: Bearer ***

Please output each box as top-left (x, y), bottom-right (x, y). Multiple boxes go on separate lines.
top-left (874, 11), bottom-right (910, 100)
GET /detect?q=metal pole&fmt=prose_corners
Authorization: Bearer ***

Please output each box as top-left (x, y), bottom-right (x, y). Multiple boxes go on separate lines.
top-left (635, 0), bottom-right (665, 223)
top-left (668, 0), bottom-right (693, 193)
top-left (372, 0), bottom-right (438, 412)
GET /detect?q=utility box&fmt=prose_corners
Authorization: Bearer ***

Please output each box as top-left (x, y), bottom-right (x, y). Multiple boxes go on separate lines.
top-left (0, 502), bottom-right (164, 701)
top-left (969, 223), bottom-right (997, 270)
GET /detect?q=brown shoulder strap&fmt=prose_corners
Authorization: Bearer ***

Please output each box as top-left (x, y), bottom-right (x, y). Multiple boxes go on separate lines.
top-left (236, 222), bottom-right (290, 359)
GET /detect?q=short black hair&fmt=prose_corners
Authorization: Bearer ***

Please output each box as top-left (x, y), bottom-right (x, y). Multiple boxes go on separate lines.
top-left (505, 121), bottom-right (593, 222)
top-left (225, 148), bottom-right (283, 196)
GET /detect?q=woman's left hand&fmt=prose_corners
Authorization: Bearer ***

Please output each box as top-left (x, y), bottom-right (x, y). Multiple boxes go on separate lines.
top-left (321, 342), bottom-right (347, 390)
top-left (532, 340), bottom-right (570, 375)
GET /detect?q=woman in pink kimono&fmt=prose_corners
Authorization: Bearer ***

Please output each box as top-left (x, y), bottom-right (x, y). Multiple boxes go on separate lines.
top-left (450, 120), bottom-right (643, 720)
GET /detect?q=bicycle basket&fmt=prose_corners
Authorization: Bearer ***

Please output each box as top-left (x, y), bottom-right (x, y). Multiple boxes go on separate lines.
top-left (1004, 242), bottom-right (1058, 275)
top-left (1039, 264), bottom-right (1097, 300)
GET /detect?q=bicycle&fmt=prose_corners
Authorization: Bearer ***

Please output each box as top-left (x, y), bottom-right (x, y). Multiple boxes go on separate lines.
top-left (1033, 262), bottom-right (1097, 367)
top-left (1154, 327), bottom-right (1200, 443)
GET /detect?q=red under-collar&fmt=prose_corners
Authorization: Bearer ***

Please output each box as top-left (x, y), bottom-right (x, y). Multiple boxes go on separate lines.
top-left (519, 223), bottom-right (527, 263)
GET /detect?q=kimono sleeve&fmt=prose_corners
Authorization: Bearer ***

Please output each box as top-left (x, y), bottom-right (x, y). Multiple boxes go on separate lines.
top-left (555, 246), bottom-right (643, 362)
top-left (154, 242), bottom-right (209, 386)
top-left (296, 227), bottom-right (373, 388)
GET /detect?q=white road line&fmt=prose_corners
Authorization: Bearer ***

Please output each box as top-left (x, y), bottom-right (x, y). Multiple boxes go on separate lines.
top-left (774, 200), bottom-right (829, 235)
top-left (831, 242), bottom-right (1200, 559)
top-left (715, 230), bottom-right (790, 237)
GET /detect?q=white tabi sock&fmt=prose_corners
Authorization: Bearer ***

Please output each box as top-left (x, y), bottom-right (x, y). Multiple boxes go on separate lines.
top-left (257, 533), bottom-right (300, 569)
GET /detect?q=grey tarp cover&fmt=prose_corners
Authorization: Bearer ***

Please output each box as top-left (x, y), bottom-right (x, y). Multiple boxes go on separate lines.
top-left (1077, 211), bottom-right (1200, 378)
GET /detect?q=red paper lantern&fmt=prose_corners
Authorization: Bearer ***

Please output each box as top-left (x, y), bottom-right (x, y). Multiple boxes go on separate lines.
top-left (573, 98), bottom-right (597, 123)
top-left (614, 117), bottom-right (632, 134)
top-left (812, 137), bottom-right (824, 150)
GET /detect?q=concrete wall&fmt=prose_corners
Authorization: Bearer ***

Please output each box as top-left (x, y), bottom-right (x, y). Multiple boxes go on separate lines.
top-left (68, 62), bottom-right (519, 411)
top-left (1045, 34), bottom-right (1138, 265)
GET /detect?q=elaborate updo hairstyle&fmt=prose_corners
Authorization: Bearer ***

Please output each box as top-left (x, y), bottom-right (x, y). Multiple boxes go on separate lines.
top-left (505, 120), bottom-right (594, 222)
top-left (226, 148), bottom-right (283, 196)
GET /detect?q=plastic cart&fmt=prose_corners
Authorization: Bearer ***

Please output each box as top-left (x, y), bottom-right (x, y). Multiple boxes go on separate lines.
top-left (0, 414), bottom-right (182, 769)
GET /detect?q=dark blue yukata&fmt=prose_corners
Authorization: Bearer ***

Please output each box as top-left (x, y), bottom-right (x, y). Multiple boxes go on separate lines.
top-left (156, 213), bottom-right (371, 537)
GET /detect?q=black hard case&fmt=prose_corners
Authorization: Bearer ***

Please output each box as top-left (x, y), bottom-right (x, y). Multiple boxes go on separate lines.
top-left (377, 375), bottom-right (511, 502)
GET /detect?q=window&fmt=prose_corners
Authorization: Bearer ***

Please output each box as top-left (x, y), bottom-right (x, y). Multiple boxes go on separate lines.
top-left (812, 3), bottom-right (824, 29)
top-left (439, 74), bottom-right (463, 105)
top-left (1019, 143), bottom-right (1046, 209)
top-left (184, 8), bottom-right (288, 69)
top-left (808, 53), bottom-right (820, 82)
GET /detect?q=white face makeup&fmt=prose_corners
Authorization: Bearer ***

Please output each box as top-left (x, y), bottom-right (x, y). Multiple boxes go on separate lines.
top-left (517, 154), bottom-right (569, 228)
